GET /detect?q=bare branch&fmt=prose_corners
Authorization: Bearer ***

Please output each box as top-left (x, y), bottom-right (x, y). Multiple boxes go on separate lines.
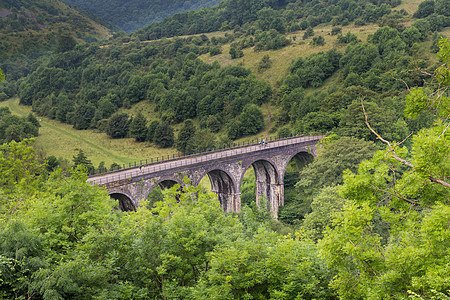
top-left (398, 132), bottom-right (414, 146)
top-left (361, 98), bottom-right (414, 168)
top-left (429, 177), bottom-right (450, 188)
top-left (439, 122), bottom-right (450, 138)
top-left (391, 72), bottom-right (410, 91)
top-left (361, 98), bottom-right (450, 189)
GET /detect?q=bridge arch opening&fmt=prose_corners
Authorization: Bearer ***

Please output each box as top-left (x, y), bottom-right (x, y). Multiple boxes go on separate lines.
top-left (240, 166), bottom-right (256, 208)
top-left (278, 151), bottom-right (315, 223)
top-left (200, 169), bottom-right (236, 212)
top-left (147, 179), bottom-right (181, 208)
top-left (110, 193), bottom-right (136, 212)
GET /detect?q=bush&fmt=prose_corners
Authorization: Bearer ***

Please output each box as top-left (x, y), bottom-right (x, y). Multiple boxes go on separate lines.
top-left (302, 27), bottom-right (314, 40)
top-left (209, 46), bottom-right (222, 56)
top-left (0, 92), bottom-right (8, 101)
top-left (229, 47), bottom-right (244, 59)
top-left (311, 36), bottom-right (325, 46)
top-left (337, 32), bottom-right (358, 44)
top-left (331, 27), bottom-right (342, 36)
top-left (257, 55), bottom-right (272, 73)
top-left (278, 126), bottom-right (292, 138)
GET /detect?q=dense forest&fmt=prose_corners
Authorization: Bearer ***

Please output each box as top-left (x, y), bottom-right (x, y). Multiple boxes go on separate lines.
top-left (135, 0), bottom-right (398, 40)
top-left (61, 0), bottom-right (224, 33)
top-left (0, 87), bottom-right (448, 298)
top-left (0, 0), bottom-right (449, 297)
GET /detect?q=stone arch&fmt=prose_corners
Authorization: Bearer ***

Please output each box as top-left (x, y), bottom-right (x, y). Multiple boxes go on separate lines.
top-left (158, 179), bottom-right (180, 190)
top-left (279, 150), bottom-right (315, 183)
top-left (109, 192), bottom-right (136, 212)
top-left (287, 150), bottom-right (316, 165)
top-left (199, 168), bottom-right (238, 212)
top-left (143, 177), bottom-right (184, 200)
top-left (244, 159), bottom-right (282, 218)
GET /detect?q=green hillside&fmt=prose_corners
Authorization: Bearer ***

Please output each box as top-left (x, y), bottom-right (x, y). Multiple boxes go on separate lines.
top-left (0, 98), bottom-right (180, 167)
top-left (0, 0), bottom-right (449, 298)
top-left (2, 0), bottom-right (449, 165)
top-left (61, 0), bottom-right (224, 33)
top-left (0, 0), bottom-right (112, 59)
top-left (0, 0), bottom-right (449, 222)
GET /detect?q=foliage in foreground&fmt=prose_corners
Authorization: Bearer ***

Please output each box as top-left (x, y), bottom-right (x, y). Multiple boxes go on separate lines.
top-left (319, 39), bottom-right (450, 299)
top-left (320, 122), bottom-right (450, 299)
top-left (0, 139), bottom-right (334, 299)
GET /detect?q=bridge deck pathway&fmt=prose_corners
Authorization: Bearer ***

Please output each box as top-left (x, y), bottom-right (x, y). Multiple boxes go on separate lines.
top-left (87, 135), bottom-right (323, 187)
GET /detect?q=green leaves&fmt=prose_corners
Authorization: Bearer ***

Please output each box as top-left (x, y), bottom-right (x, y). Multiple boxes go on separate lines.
top-left (320, 114), bottom-right (449, 298)
top-left (406, 39), bottom-right (450, 120)
top-left (319, 38), bottom-right (450, 296)
top-left (437, 38), bottom-right (450, 64)
top-left (405, 87), bottom-right (428, 119)
top-left (195, 229), bottom-right (333, 299)
top-left (0, 139), bottom-right (43, 194)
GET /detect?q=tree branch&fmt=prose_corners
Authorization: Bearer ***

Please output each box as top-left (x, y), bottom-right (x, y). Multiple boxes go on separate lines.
top-left (361, 99), bottom-right (414, 168)
top-left (369, 184), bottom-right (419, 205)
top-left (361, 99), bottom-right (450, 189)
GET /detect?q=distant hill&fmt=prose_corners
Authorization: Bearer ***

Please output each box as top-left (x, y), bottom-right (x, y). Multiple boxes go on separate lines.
top-left (60, 0), bottom-right (224, 33)
top-left (0, 0), bottom-right (112, 59)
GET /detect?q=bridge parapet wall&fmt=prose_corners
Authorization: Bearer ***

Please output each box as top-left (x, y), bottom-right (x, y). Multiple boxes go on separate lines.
top-left (88, 135), bottom-right (323, 218)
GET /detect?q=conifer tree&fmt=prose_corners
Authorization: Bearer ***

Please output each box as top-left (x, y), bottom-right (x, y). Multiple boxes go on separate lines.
top-left (129, 112), bottom-right (148, 142)
top-left (72, 149), bottom-right (94, 174)
top-left (176, 119), bottom-right (196, 155)
top-left (154, 122), bottom-right (174, 148)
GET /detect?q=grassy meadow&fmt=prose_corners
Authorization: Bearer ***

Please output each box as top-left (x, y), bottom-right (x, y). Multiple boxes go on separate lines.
top-left (0, 98), bottom-right (178, 167)
top-left (0, 98), bottom-right (275, 168)
top-left (199, 23), bottom-right (382, 87)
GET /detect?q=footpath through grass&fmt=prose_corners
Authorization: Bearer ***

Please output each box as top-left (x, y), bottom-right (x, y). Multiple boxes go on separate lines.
top-left (0, 98), bottom-right (177, 167)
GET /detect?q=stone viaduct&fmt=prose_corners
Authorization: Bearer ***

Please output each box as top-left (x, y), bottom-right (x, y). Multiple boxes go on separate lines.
top-left (87, 135), bottom-right (323, 218)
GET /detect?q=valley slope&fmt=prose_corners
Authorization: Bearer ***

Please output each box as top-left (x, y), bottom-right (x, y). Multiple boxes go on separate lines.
top-left (61, 0), bottom-right (224, 33)
top-left (0, 0), bottom-right (112, 60)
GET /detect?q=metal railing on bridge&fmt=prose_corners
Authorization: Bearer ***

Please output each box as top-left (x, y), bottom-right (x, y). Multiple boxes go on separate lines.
top-left (88, 133), bottom-right (323, 185)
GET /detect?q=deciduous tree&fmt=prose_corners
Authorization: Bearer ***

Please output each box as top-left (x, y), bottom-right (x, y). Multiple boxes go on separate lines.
top-left (319, 39), bottom-right (450, 299)
top-left (240, 104), bottom-right (264, 136)
top-left (106, 113), bottom-right (130, 139)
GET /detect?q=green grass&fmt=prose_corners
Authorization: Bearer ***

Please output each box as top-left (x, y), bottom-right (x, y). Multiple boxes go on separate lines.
top-left (199, 23), bottom-right (381, 87)
top-left (0, 98), bottom-right (283, 167)
top-left (396, 0), bottom-right (422, 15)
top-left (0, 98), bottom-right (178, 167)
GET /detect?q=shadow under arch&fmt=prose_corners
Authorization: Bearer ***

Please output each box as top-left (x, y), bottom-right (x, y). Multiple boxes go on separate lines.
top-left (144, 178), bottom-right (184, 198)
top-left (158, 179), bottom-right (180, 190)
top-left (277, 150), bottom-right (315, 223)
top-left (283, 151), bottom-right (314, 177)
top-left (110, 192), bottom-right (136, 212)
top-left (145, 178), bottom-right (184, 207)
top-left (200, 169), bottom-right (237, 212)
